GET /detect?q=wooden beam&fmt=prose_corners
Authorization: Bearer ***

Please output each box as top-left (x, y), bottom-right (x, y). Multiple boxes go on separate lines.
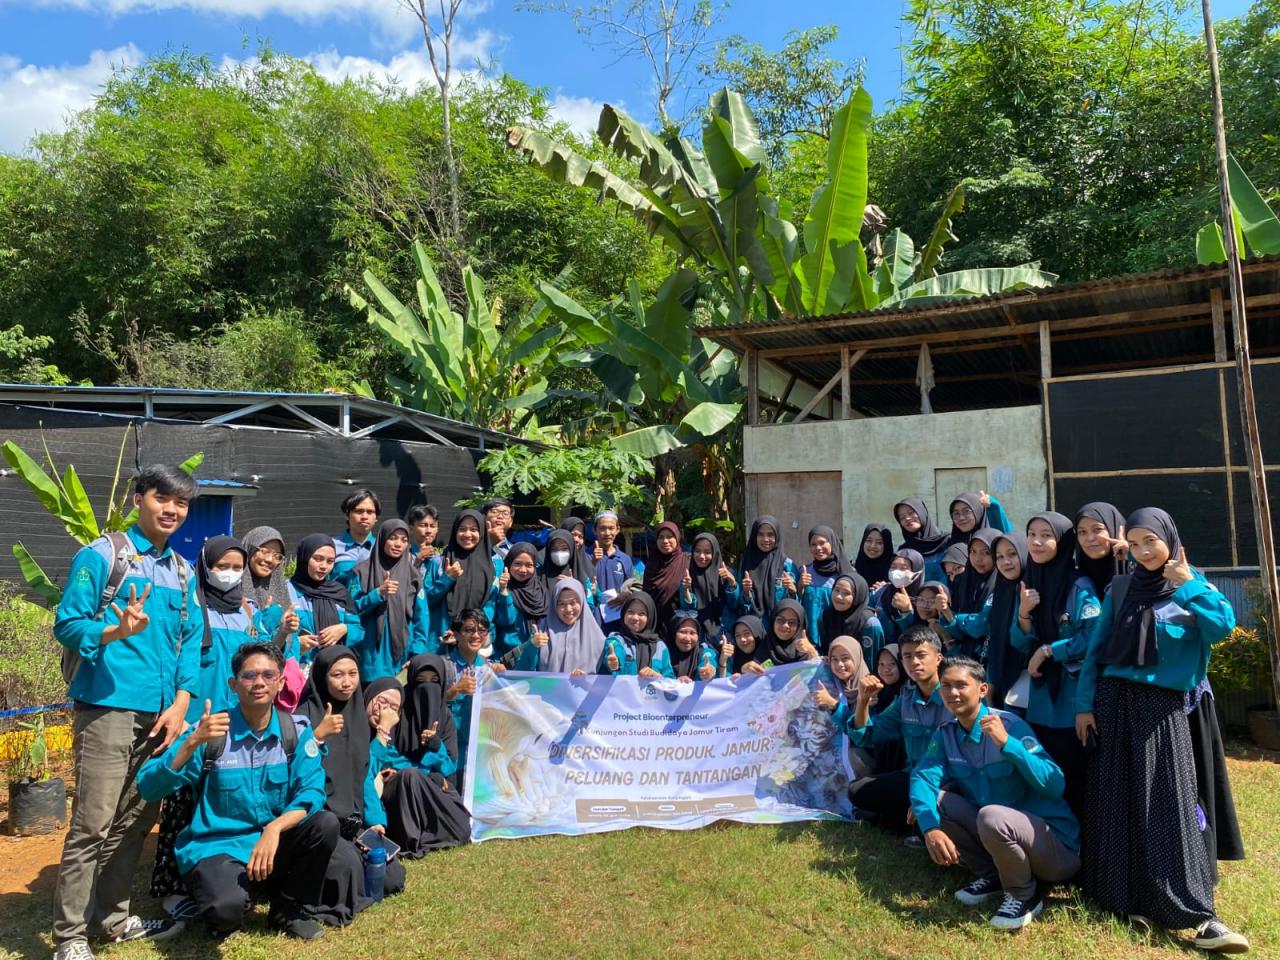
top-left (746, 349), bottom-right (759, 426)
top-left (840, 346), bottom-right (851, 420)
top-left (794, 349), bottom-right (866, 424)
top-left (1211, 286), bottom-right (1229, 362)
top-left (1039, 321), bottom-right (1052, 380)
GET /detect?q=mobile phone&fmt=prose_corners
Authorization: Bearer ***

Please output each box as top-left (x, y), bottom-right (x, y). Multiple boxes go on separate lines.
top-left (355, 827), bottom-right (401, 861)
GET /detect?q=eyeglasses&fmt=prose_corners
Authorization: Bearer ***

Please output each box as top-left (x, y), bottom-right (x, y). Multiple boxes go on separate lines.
top-left (951, 507), bottom-right (975, 520)
top-left (254, 550), bottom-right (285, 563)
top-left (238, 669), bottom-right (281, 682)
top-left (458, 626), bottom-right (487, 636)
top-left (775, 618), bottom-right (801, 628)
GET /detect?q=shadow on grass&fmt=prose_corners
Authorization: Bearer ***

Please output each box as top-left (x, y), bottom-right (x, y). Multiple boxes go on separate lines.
top-left (0, 862), bottom-right (59, 959)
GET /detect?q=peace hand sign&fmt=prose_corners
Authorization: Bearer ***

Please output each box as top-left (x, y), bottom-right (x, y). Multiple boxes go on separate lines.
top-left (106, 583), bottom-right (151, 643)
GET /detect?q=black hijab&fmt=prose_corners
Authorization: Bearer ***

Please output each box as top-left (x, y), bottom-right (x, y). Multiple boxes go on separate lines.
top-left (617, 591), bottom-right (663, 672)
top-left (854, 523), bottom-right (894, 586)
top-left (952, 527), bottom-right (1000, 615)
top-left (767, 598), bottom-right (810, 665)
top-left (666, 610), bottom-right (704, 680)
top-left (300, 646), bottom-right (369, 822)
top-left (946, 492), bottom-right (989, 547)
top-left (357, 519), bottom-right (423, 663)
top-left (987, 532), bottom-right (1031, 705)
top-left (894, 497), bottom-right (948, 555)
top-left (561, 517), bottom-right (596, 577)
top-left (1074, 501), bottom-right (1127, 597)
top-left (819, 573), bottom-right (873, 651)
top-left (506, 542), bottom-right (550, 622)
top-left (1023, 512), bottom-right (1079, 702)
top-left (444, 509), bottom-right (496, 622)
top-left (730, 614), bottom-right (769, 673)
top-left (543, 529), bottom-right (594, 587)
top-left (892, 548), bottom-right (926, 598)
top-left (808, 525), bottom-right (853, 578)
top-left (291, 533), bottom-right (351, 632)
top-left (197, 535), bottom-right (247, 651)
top-left (1100, 507), bottom-right (1184, 668)
top-left (398, 653), bottom-right (458, 766)
top-left (871, 643), bottom-right (906, 716)
top-left (739, 516), bottom-right (787, 618)
top-left (688, 533), bottom-right (727, 641)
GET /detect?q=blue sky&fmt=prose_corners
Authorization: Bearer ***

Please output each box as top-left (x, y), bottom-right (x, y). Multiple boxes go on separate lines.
top-left (0, 0), bottom-right (1258, 155)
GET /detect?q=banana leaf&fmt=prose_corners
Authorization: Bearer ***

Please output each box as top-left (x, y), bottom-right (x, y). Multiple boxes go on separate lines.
top-left (12, 542), bottom-right (61, 605)
top-left (914, 182), bottom-right (966, 281)
top-left (1228, 155), bottom-right (1280, 256)
top-left (878, 263), bottom-right (1057, 309)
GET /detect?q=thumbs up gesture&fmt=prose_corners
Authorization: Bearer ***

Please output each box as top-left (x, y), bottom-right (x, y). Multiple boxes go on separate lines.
top-left (741, 571), bottom-right (753, 595)
top-left (378, 577), bottom-right (399, 598)
top-left (800, 566), bottom-right (813, 589)
top-left (813, 682), bottom-right (838, 711)
top-left (593, 542), bottom-right (604, 562)
top-left (1163, 546), bottom-right (1194, 586)
top-left (314, 702), bottom-right (344, 741)
top-left (682, 569), bottom-right (693, 592)
top-left (606, 650), bottom-right (621, 672)
top-left (531, 628), bottom-right (549, 649)
top-left (718, 563), bottom-right (735, 587)
top-left (419, 721), bottom-right (440, 748)
top-left (499, 567), bottom-right (510, 594)
top-left (891, 588), bottom-right (912, 614)
top-left (192, 700), bottom-right (231, 746)
top-left (1019, 581), bottom-right (1040, 617)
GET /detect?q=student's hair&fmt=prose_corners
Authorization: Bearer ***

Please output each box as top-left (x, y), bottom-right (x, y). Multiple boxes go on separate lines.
top-left (134, 464), bottom-right (199, 500)
top-left (341, 489), bottom-right (381, 516)
top-left (482, 497), bottom-right (513, 514)
top-left (899, 624), bottom-right (943, 653)
top-left (231, 641), bottom-right (285, 676)
top-left (452, 608), bottom-right (491, 632)
top-left (406, 504), bottom-right (439, 525)
top-left (940, 656), bottom-right (986, 683)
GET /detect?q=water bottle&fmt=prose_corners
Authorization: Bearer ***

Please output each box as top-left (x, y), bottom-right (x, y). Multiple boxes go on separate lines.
top-left (363, 844), bottom-right (387, 902)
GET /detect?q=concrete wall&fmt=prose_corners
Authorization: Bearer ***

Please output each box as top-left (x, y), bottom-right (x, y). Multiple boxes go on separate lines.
top-left (743, 405), bottom-right (1048, 551)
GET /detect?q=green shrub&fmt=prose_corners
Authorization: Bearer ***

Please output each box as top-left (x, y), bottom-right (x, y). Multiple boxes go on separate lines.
top-left (1209, 626), bottom-right (1273, 694)
top-left (0, 581), bottom-right (64, 712)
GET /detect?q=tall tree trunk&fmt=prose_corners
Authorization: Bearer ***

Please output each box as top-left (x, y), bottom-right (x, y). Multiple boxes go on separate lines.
top-left (654, 450), bottom-right (680, 522)
top-left (440, 85), bottom-right (462, 241)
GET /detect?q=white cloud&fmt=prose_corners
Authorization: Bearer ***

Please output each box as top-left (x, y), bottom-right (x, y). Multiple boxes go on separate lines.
top-left (0, 45), bottom-right (142, 154)
top-left (549, 92), bottom-right (603, 138)
top-left (305, 28), bottom-right (497, 90)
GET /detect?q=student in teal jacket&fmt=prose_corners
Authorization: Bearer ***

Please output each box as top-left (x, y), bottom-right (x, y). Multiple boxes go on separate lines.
top-left (331, 489), bottom-right (380, 587)
top-left (733, 516), bottom-right (800, 621)
top-left (281, 535), bottom-right (365, 668)
top-left (817, 573), bottom-right (885, 659)
top-left (603, 591), bottom-right (675, 678)
top-left (349, 519), bottom-right (430, 681)
top-left (492, 543), bottom-right (548, 658)
top-left (1073, 507), bottom-right (1248, 954)
top-left (910, 656), bottom-right (1079, 933)
top-left (665, 610), bottom-right (717, 681)
top-left (1011, 513), bottom-right (1100, 816)
top-left (445, 610), bottom-right (508, 784)
top-left (796, 524), bottom-right (854, 642)
top-left (53, 465), bottom-right (202, 954)
top-left (136, 642), bottom-right (337, 941)
top-left (677, 532), bottom-right (739, 647)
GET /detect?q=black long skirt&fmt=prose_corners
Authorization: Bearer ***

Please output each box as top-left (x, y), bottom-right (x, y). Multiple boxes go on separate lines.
top-left (382, 768), bottom-right (471, 857)
top-left (1082, 676), bottom-right (1216, 929)
top-left (149, 785), bottom-right (195, 898)
top-left (1186, 685), bottom-right (1246, 875)
top-left (306, 836), bottom-right (406, 926)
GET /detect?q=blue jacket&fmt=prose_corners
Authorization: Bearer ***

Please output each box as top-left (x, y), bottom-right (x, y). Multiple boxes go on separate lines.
top-left (910, 704), bottom-right (1079, 851)
top-left (446, 649), bottom-right (496, 773)
top-left (370, 728), bottom-right (455, 779)
top-left (191, 603), bottom-right (267, 722)
top-left (849, 681), bottom-right (950, 772)
top-left (1074, 570), bottom-right (1234, 715)
top-left (332, 531), bottom-right (374, 587)
top-left (1011, 575), bottom-right (1101, 729)
top-left (54, 524), bottom-right (202, 713)
top-left (601, 634), bottom-right (676, 678)
top-left (349, 576), bottom-right (433, 681)
top-left (137, 707), bottom-right (325, 874)
top-left (276, 582), bottom-right (365, 668)
top-left (731, 556), bottom-right (801, 619)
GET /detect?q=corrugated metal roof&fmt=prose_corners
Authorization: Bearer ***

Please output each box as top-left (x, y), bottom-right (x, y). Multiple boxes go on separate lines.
top-left (701, 256), bottom-right (1280, 417)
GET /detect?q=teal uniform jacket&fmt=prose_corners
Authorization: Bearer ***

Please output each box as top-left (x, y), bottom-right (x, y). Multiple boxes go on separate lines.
top-left (348, 576), bottom-right (433, 681)
top-left (798, 566), bottom-right (837, 647)
top-left (332, 531), bottom-right (374, 588)
top-left (136, 707), bottom-right (325, 874)
top-left (370, 726), bottom-right (456, 779)
top-left (1074, 570), bottom-right (1234, 715)
top-left (676, 579), bottom-right (741, 644)
top-left (189, 603), bottom-right (271, 722)
top-left (423, 557), bottom-right (503, 652)
top-left (491, 590), bottom-right (533, 659)
top-left (872, 584), bottom-right (919, 646)
top-left (446, 649), bottom-right (497, 774)
top-left (1011, 575), bottom-right (1101, 729)
top-left (731, 557), bottom-right (801, 619)
top-left (943, 592), bottom-right (996, 657)
top-left (54, 524), bottom-right (202, 713)
top-left (910, 704), bottom-right (1079, 850)
top-left (276, 581), bottom-right (365, 668)
top-left (601, 634), bottom-right (676, 678)
top-left (849, 681), bottom-right (950, 772)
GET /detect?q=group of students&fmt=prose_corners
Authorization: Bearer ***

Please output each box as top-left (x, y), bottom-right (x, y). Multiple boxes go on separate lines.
top-left (46, 467), bottom-right (1250, 959)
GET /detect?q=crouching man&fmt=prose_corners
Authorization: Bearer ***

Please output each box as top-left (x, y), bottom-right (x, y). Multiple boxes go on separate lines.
top-left (137, 642), bottom-right (338, 941)
top-left (910, 656), bottom-right (1081, 931)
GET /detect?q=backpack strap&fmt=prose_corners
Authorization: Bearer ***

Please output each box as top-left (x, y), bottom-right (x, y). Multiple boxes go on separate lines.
top-left (1109, 575), bottom-right (1132, 618)
top-left (94, 531), bottom-right (137, 620)
top-left (199, 708), bottom-right (299, 782)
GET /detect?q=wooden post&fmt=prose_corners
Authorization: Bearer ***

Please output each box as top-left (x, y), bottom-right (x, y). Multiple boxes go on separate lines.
top-left (746, 349), bottom-right (759, 426)
top-left (1211, 287), bottom-right (1229, 362)
top-left (1039, 321), bottom-right (1052, 380)
top-left (840, 346), bottom-right (851, 420)
top-left (1204, 0), bottom-right (1280, 711)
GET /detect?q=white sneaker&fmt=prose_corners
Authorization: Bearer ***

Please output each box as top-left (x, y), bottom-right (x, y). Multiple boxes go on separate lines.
top-left (101, 915), bottom-right (183, 943)
top-left (52, 941), bottom-right (95, 960)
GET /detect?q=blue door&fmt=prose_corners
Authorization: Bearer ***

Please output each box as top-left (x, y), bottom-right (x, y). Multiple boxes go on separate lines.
top-left (175, 495), bottom-right (233, 563)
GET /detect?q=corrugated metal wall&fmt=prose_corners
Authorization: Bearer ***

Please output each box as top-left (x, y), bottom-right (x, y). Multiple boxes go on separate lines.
top-left (1, 404), bottom-right (483, 589)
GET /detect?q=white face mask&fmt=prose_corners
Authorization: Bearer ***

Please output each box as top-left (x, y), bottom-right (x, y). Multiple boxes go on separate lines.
top-left (550, 550), bottom-right (571, 566)
top-left (208, 568), bottom-right (242, 590)
top-left (888, 568), bottom-right (918, 590)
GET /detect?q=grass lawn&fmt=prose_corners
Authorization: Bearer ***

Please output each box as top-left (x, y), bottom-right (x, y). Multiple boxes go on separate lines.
top-left (3, 745), bottom-right (1277, 960)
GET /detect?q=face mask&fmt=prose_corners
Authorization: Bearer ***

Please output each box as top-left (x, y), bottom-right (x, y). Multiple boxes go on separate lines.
top-left (208, 568), bottom-right (242, 590)
top-left (550, 550), bottom-right (571, 566)
top-left (888, 568), bottom-right (917, 590)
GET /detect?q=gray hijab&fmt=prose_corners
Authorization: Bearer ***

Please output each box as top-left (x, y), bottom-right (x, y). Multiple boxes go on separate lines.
top-left (539, 579), bottom-right (607, 674)
top-left (240, 526), bottom-right (287, 609)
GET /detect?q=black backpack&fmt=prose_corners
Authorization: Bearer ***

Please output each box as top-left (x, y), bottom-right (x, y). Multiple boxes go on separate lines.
top-left (200, 708), bottom-right (300, 779)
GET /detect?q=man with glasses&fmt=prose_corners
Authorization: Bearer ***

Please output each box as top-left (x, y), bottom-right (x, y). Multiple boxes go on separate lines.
top-left (482, 497), bottom-right (514, 560)
top-left (844, 625), bottom-right (950, 844)
top-left (138, 641), bottom-right (338, 942)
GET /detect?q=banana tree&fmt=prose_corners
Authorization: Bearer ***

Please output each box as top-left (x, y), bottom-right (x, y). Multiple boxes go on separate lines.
top-left (3, 429), bottom-right (203, 605)
top-left (347, 242), bottom-right (572, 436)
top-left (1196, 154), bottom-right (1280, 265)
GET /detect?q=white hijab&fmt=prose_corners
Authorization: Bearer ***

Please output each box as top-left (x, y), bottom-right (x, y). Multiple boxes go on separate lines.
top-left (539, 579), bottom-right (606, 673)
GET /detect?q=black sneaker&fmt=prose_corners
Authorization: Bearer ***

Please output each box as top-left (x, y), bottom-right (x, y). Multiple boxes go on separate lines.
top-left (162, 895), bottom-right (200, 922)
top-left (268, 911), bottom-right (325, 942)
top-left (954, 875), bottom-right (1002, 906)
top-left (99, 915), bottom-right (183, 943)
top-left (1194, 919), bottom-right (1250, 953)
top-left (989, 890), bottom-right (1044, 930)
